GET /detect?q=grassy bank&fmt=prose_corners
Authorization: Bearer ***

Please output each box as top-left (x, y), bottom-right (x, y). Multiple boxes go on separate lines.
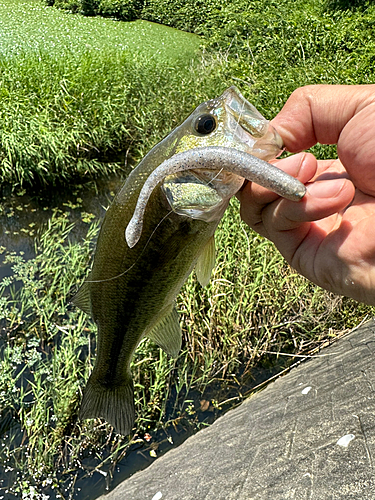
top-left (0, 51), bottom-right (220, 188)
top-left (0, 0), bottom-right (208, 189)
top-left (49, 0), bottom-right (375, 116)
top-left (4, 0), bottom-right (375, 188)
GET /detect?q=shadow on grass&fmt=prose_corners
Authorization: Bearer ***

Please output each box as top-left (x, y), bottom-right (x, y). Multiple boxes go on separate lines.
top-left (324, 0), bottom-right (375, 11)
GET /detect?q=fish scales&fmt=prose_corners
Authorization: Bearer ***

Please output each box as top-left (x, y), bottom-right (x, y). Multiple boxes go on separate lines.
top-left (73, 86), bottom-right (306, 435)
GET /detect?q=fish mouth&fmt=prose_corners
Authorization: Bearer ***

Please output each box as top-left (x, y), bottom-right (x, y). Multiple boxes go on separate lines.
top-left (125, 88), bottom-right (292, 249)
top-left (221, 86), bottom-right (284, 161)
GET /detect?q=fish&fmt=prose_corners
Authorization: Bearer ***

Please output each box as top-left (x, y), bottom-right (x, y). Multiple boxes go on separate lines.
top-left (73, 86), bottom-right (306, 435)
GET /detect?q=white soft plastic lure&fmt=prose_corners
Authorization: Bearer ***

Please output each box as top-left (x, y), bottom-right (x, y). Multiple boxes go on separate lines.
top-left (126, 146), bottom-right (305, 248)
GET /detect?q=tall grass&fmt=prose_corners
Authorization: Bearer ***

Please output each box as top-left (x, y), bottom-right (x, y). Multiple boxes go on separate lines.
top-left (0, 49), bottom-right (231, 189)
top-left (0, 0), bottom-right (206, 190)
top-left (140, 0), bottom-right (375, 120)
top-left (141, 0), bottom-right (375, 162)
top-left (0, 51), bottom-right (210, 187)
top-left (6, 0), bottom-right (375, 190)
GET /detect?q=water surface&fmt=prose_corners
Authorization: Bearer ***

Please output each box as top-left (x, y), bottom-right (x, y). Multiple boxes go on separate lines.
top-left (0, 0), bottom-right (200, 61)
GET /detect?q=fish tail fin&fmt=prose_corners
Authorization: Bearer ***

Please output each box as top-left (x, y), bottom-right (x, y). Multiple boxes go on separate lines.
top-left (79, 373), bottom-right (135, 436)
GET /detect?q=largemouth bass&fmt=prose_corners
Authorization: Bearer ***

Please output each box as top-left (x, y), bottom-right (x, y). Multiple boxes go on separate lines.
top-left (73, 87), bottom-right (305, 435)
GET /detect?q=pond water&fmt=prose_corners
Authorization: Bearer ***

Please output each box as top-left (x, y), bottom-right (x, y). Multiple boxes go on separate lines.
top-left (0, 176), bottom-right (289, 499)
top-left (0, 0), bottom-right (200, 61)
top-left (0, 179), bottom-right (119, 281)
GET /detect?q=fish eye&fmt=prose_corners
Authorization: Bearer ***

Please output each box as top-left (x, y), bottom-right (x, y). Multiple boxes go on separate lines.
top-left (194, 114), bottom-right (217, 135)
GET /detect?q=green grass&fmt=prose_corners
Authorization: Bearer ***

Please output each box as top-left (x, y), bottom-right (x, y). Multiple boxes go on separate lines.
top-left (0, 50), bottom-right (220, 188)
top-left (0, 0), bottom-right (206, 189)
top-left (5, 0), bottom-right (375, 190)
top-left (141, 0), bottom-right (375, 118)
top-left (3, 0), bottom-right (374, 190)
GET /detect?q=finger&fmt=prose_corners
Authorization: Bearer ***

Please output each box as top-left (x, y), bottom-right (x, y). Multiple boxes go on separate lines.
top-left (307, 159), bottom-right (348, 182)
top-left (268, 177), bottom-right (354, 231)
top-left (238, 152), bottom-right (317, 235)
top-left (271, 84), bottom-right (375, 152)
top-left (338, 102), bottom-right (375, 196)
top-left (262, 176), bottom-right (355, 260)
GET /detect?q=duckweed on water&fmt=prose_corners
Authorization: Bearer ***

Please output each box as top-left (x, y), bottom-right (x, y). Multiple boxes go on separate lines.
top-left (0, 0), bottom-right (199, 60)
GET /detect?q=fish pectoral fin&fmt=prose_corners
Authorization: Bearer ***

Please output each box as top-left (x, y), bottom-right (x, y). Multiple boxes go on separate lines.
top-left (80, 372), bottom-right (135, 436)
top-left (147, 306), bottom-right (182, 359)
top-left (71, 281), bottom-right (92, 316)
top-left (195, 235), bottom-right (216, 287)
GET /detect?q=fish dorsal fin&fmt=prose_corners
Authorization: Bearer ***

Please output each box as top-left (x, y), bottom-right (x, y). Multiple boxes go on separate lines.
top-left (71, 282), bottom-right (92, 316)
top-left (147, 306), bottom-right (182, 359)
top-left (195, 235), bottom-right (216, 287)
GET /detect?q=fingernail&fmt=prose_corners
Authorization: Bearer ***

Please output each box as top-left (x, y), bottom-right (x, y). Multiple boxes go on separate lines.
top-left (272, 152), bottom-right (306, 177)
top-left (307, 179), bottom-right (346, 198)
top-left (294, 152), bottom-right (307, 177)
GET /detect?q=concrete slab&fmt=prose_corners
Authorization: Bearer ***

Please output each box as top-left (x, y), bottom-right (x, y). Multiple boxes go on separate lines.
top-left (98, 320), bottom-right (375, 500)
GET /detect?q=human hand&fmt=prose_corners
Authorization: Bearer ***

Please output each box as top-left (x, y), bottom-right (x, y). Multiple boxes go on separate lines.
top-left (238, 84), bottom-right (375, 305)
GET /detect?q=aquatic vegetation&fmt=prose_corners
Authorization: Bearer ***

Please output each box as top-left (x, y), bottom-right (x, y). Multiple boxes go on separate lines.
top-left (0, 201), bottom-right (371, 497)
top-left (0, 0), bottom-right (199, 59)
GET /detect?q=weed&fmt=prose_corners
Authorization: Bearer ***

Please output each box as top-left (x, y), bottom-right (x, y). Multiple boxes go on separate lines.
top-left (0, 0), bottom-right (205, 190)
top-left (0, 201), bottom-right (372, 497)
